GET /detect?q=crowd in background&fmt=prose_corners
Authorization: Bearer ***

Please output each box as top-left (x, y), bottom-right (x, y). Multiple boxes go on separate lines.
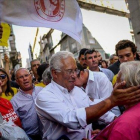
top-left (0, 39), bottom-right (140, 140)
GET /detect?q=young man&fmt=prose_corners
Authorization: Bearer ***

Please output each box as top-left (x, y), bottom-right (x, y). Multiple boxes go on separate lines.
top-left (85, 49), bottom-right (114, 81)
top-left (112, 40), bottom-right (136, 85)
top-left (78, 48), bottom-right (88, 69)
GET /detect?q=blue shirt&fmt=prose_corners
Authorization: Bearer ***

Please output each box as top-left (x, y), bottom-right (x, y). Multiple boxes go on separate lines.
top-left (99, 67), bottom-right (114, 82)
top-left (11, 86), bottom-right (43, 135)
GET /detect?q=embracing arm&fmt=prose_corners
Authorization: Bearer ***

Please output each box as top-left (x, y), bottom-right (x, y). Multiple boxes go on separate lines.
top-left (86, 81), bottom-right (140, 124)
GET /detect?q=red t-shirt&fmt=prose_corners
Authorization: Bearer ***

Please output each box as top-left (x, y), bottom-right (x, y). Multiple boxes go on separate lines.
top-left (0, 97), bottom-right (22, 127)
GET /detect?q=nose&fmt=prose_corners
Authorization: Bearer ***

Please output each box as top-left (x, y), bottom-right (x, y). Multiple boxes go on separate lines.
top-left (71, 71), bottom-right (77, 78)
top-left (92, 57), bottom-right (95, 62)
top-left (23, 75), bottom-right (28, 80)
top-left (36, 65), bottom-right (39, 69)
top-left (123, 56), bottom-right (128, 62)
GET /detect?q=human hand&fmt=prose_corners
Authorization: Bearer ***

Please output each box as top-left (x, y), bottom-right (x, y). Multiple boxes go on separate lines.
top-left (113, 116), bottom-right (117, 120)
top-left (82, 129), bottom-right (101, 140)
top-left (110, 81), bottom-right (140, 107)
top-left (91, 129), bottom-right (100, 136)
top-left (4, 54), bottom-right (9, 63)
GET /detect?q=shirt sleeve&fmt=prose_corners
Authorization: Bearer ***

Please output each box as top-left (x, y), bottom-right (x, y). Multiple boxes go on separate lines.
top-left (98, 74), bottom-right (113, 99)
top-left (35, 92), bottom-right (87, 130)
top-left (90, 99), bottom-right (115, 124)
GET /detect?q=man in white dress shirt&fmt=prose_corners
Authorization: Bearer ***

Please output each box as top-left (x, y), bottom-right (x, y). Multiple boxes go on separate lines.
top-left (75, 63), bottom-right (121, 120)
top-left (75, 63), bottom-right (113, 100)
top-left (35, 51), bottom-right (140, 140)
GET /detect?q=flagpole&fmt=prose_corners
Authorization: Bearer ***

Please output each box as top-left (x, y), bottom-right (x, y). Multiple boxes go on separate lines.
top-left (32, 27), bottom-right (39, 55)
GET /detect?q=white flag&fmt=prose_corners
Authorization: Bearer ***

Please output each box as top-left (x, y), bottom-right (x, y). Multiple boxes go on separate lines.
top-left (0, 0), bottom-right (83, 43)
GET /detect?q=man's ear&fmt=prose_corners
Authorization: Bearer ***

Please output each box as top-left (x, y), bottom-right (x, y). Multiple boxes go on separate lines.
top-left (51, 69), bottom-right (58, 79)
top-left (80, 70), bottom-right (84, 76)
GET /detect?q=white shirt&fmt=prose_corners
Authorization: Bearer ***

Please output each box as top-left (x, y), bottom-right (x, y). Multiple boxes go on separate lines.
top-left (86, 70), bottom-right (113, 100)
top-left (86, 70), bottom-right (121, 116)
top-left (35, 80), bottom-right (115, 140)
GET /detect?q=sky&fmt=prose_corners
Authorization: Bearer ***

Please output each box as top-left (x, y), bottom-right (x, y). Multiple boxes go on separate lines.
top-left (13, 25), bottom-right (37, 67)
top-left (12, 0), bottom-right (130, 67)
top-left (13, 25), bottom-right (49, 67)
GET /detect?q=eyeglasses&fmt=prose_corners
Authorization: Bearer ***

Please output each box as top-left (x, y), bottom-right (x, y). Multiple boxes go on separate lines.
top-left (55, 69), bottom-right (80, 76)
top-left (17, 73), bottom-right (30, 80)
top-left (64, 69), bottom-right (80, 76)
top-left (0, 74), bottom-right (7, 79)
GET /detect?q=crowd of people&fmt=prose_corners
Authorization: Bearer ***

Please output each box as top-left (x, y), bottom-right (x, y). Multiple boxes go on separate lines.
top-left (0, 39), bottom-right (140, 140)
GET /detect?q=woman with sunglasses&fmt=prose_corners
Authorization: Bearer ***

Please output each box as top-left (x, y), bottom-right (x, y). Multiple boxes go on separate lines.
top-left (0, 74), bottom-right (22, 127)
top-left (0, 68), bottom-right (18, 100)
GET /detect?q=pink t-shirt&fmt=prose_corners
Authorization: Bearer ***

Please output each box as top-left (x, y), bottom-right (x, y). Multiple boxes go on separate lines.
top-left (95, 102), bottom-right (140, 140)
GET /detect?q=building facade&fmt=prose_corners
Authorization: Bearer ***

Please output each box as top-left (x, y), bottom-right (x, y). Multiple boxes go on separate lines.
top-left (0, 25), bottom-right (21, 69)
top-left (126, 0), bottom-right (140, 51)
top-left (32, 0), bottom-right (133, 62)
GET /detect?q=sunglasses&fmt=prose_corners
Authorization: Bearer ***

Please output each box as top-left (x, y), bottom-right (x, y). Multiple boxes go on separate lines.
top-left (0, 74), bottom-right (7, 79)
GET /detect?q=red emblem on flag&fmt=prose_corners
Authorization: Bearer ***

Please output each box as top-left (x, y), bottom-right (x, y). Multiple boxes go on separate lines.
top-left (34, 0), bottom-right (65, 22)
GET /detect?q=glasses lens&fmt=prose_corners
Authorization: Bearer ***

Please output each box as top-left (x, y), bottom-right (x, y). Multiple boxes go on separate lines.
top-left (0, 74), bottom-right (6, 79)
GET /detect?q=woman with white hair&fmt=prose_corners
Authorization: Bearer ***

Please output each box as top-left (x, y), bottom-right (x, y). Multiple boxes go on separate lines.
top-left (94, 61), bottom-right (140, 140)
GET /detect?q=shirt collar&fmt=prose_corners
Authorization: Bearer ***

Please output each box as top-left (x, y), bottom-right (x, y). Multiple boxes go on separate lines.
top-left (19, 84), bottom-right (35, 94)
top-left (51, 80), bottom-right (74, 94)
top-left (88, 70), bottom-right (95, 82)
top-left (98, 67), bottom-right (103, 72)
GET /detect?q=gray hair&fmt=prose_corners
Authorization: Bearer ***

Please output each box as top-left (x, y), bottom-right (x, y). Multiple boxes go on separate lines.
top-left (15, 67), bottom-right (30, 79)
top-left (30, 59), bottom-right (40, 66)
top-left (109, 54), bottom-right (117, 60)
top-left (120, 61), bottom-right (140, 87)
top-left (42, 67), bottom-right (52, 85)
top-left (49, 51), bottom-right (74, 72)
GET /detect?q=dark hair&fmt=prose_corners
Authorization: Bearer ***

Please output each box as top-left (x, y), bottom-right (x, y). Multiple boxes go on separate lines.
top-left (76, 62), bottom-right (85, 77)
top-left (84, 49), bottom-right (96, 59)
top-left (101, 60), bottom-right (108, 68)
top-left (37, 62), bottom-right (49, 82)
top-left (115, 40), bottom-right (137, 56)
top-left (0, 68), bottom-right (14, 96)
top-left (136, 53), bottom-right (140, 60)
top-left (78, 48), bottom-right (89, 59)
